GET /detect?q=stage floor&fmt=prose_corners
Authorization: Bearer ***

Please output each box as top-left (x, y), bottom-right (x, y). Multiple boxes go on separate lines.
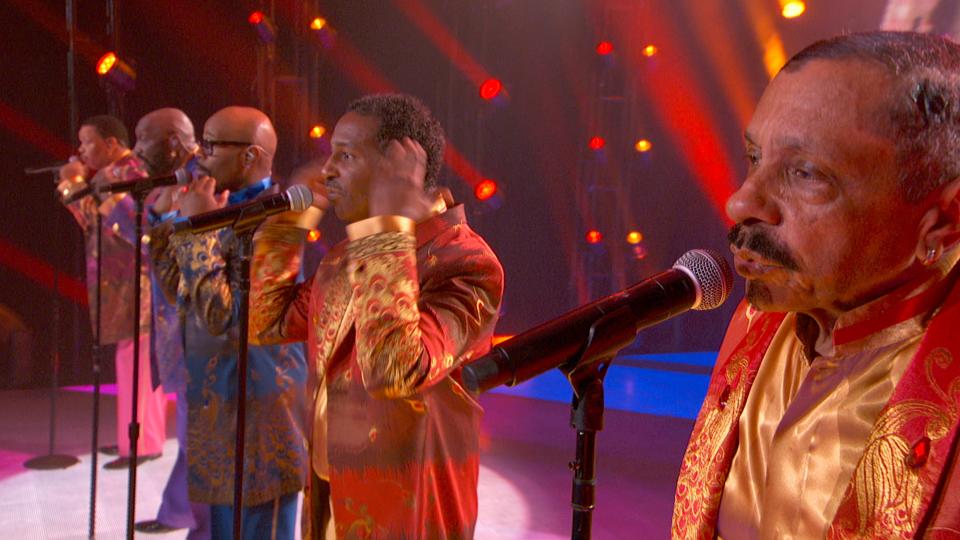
top-left (0, 361), bottom-right (700, 539)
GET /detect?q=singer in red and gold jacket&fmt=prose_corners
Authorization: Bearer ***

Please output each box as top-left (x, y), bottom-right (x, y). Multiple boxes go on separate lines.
top-left (251, 201), bottom-right (503, 539)
top-left (250, 93), bottom-right (504, 539)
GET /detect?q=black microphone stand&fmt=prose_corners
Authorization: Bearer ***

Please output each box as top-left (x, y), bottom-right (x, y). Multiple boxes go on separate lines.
top-left (124, 187), bottom-right (150, 540)
top-left (229, 217), bottom-right (267, 540)
top-left (559, 305), bottom-right (642, 540)
top-left (88, 198), bottom-right (105, 540)
top-left (23, 170), bottom-right (80, 472)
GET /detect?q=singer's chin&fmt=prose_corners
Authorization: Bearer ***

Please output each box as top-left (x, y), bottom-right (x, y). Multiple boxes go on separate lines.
top-left (745, 280), bottom-right (774, 310)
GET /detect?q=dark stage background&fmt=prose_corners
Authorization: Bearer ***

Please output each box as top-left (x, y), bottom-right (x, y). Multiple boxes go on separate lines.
top-left (0, 0), bottom-right (893, 387)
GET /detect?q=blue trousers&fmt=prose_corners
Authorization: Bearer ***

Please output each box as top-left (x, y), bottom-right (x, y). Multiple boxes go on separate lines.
top-left (210, 491), bottom-right (298, 540)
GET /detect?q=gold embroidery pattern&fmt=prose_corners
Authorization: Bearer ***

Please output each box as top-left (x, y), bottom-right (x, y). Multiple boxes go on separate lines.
top-left (672, 356), bottom-right (750, 540)
top-left (249, 224), bottom-right (305, 344)
top-left (829, 348), bottom-right (959, 539)
top-left (348, 231), bottom-right (415, 260)
top-left (672, 314), bottom-right (779, 540)
top-left (347, 243), bottom-right (424, 399)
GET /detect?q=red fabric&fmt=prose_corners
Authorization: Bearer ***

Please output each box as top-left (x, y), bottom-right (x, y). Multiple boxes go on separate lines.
top-left (673, 281), bottom-right (960, 539)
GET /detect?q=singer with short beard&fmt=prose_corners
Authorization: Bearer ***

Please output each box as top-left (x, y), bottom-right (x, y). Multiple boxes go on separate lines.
top-left (148, 106), bottom-right (306, 540)
top-left (56, 115), bottom-right (167, 469)
top-left (130, 108), bottom-right (212, 537)
top-left (249, 93), bottom-right (504, 539)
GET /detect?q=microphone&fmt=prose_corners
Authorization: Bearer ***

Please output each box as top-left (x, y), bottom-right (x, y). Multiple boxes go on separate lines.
top-left (461, 249), bottom-right (734, 394)
top-left (97, 168), bottom-right (193, 195)
top-left (172, 185), bottom-right (313, 234)
top-left (25, 161), bottom-right (69, 175)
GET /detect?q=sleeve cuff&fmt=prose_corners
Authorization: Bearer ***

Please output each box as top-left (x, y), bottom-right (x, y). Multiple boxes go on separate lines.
top-left (345, 215), bottom-right (415, 241)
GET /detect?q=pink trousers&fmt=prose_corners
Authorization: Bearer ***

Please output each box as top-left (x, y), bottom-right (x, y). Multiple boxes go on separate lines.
top-left (114, 334), bottom-right (167, 456)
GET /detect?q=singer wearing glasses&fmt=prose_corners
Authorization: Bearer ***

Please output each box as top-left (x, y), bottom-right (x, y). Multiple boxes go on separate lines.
top-left (249, 93), bottom-right (504, 538)
top-left (148, 106), bottom-right (307, 540)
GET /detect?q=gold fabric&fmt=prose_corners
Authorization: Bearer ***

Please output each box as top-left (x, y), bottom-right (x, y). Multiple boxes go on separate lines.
top-left (345, 215), bottom-right (416, 240)
top-left (716, 271), bottom-right (950, 539)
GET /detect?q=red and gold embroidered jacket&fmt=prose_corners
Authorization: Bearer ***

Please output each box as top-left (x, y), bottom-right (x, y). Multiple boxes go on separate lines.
top-left (673, 271), bottom-right (960, 539)
top-left (251, 204), bottom-right (504, 539)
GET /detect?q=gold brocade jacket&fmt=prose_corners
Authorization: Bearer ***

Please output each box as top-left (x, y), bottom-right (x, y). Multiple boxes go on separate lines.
top-left (63, 153), bottom-right (151, 344)
top-left (250, 204), bottom-right (504, 539)
top-left (672, 269), bottom-right (960, 539)
top-left (149, 180), bottom-right (308, 506)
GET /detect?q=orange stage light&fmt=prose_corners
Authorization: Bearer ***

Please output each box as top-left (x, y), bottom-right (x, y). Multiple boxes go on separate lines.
top-left (588, 136), bottom-right (605, 151)
top-left (634, 139), bottom-right (652, 153)
top-left (307, 230), bottom-right (322, 243)
top-left (585, 229), bottom-right (603, 244)
top-left (596, 41), bottom-right (614, 55)
top-left (643, 44), bottom-right (658, 57)
top-left (479, 78), bottom-right (503, 100)
top-left (309, 17), bottom-right (327, 30)
top-left (626, 231), bottom-right (643, 244)
top-left (309, 125), bottom-right (326, 139)
top-left (780, 0), bottom-right (805, 18)
top-left (96, 52), bottom-right (117, 75)
top-left (96, 51), bottom-right (136, 91)
top-left (474, 179), bottom-right (498, 201)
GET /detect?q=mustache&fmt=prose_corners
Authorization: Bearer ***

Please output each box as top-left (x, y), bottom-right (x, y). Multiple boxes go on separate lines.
top-left (728, 224), bottom-right (800, 270)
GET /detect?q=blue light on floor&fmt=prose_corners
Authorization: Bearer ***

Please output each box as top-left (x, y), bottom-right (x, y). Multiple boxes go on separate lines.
top-left (487, 352), bottom-right (717, 420)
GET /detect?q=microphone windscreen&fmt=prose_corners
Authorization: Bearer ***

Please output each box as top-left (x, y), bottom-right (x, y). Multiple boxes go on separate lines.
top-left (286, 184), bottom-right (313, 212)
top-left (673, 249), bottom-right (734, 311)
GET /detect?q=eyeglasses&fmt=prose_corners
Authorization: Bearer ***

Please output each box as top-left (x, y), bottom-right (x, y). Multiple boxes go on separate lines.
top-left (199, 139), bottom-right (252, 155)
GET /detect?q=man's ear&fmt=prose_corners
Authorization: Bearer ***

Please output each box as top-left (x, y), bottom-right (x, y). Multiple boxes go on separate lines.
top-left (916, 176), bottom-right (960, 262)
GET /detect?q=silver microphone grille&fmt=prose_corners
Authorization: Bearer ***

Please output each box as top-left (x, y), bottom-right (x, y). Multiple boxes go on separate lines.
top-left (673, 249), bottom-right (734, 311)
top-left (285, 184), bottom-right (313, 212)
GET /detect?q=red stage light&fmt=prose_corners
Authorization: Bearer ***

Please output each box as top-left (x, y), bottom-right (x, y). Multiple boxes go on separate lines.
top-left (479, 78), bottom-right (502, 100)
top-left (585, 229), bottom-right (603, 244)
top-left (474, 179), bottom-right (498, 201)
top-left (596, 41), bottom-right (614, 55)
top-left (588, 136), bottom-right (605, 151)
top-left (248, 11), bottom-right (265, 24)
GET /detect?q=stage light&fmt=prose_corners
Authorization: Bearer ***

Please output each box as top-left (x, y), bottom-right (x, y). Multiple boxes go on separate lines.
top-left (780, 0), bottom-right (805, 18)
top-left (631, 244), bottom-right (648, 260)
top-left (475, 179), bottom-right (498, 201)
top-left (307, 230), bottom-right (322, 243)
top-left (248, 11), bottom-right (276, 43)
top-left (585, 229), bottom-right (603, 244)
top-left (626, 231), bottom-right (643, 244)
top-left (596, 41), bottom-right (614, 55)
top-left (643, 44), bottom-right (658, 57)
top-left (634, 139), bottom-right (652, 153)
top-left (96, 52), bottom-right (136, 92)
top-left (308, 15), bottom-right (336, 48)
top-left (588, 136), bottom-right (605, 151)
top-left (309, 125), bottom-right (326, 139)
top-left (479, 78), bottom-right (503, 100)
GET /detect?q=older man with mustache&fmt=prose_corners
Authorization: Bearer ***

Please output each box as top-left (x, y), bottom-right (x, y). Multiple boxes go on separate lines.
top-left (673, 31), bottom-right (960, 539)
